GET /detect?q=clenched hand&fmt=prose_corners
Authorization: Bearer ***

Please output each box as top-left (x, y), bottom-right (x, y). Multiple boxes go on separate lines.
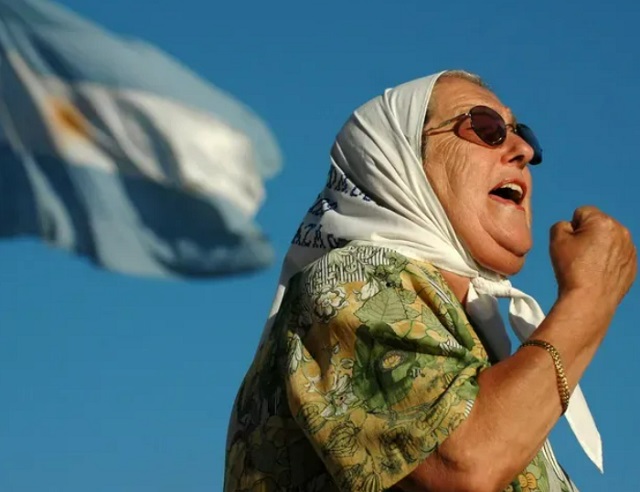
top-left (550, 205), bottom-right (637, 309)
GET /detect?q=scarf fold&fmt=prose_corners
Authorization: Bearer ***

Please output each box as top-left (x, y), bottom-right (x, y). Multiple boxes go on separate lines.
top-left (260, 71), bottom-right (603, 471)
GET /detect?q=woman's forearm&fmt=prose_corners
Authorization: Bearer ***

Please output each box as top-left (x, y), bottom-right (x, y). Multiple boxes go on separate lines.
top-left (400, 289), bottom-right (615, 492)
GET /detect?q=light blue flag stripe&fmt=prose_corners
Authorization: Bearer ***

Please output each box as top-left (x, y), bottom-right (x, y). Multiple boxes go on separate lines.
top-left (0, 146), bottom-right (275, 276)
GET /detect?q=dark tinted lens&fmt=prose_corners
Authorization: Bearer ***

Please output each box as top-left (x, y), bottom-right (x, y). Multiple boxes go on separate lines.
top-left (516, 124), bottom-right (543, 165)
top-left (469, 106), bottom-right (506, 145)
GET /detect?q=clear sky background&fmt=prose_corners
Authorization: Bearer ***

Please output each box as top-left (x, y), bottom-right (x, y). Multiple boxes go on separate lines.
top-left (1, 0), bottom-right (638, 490)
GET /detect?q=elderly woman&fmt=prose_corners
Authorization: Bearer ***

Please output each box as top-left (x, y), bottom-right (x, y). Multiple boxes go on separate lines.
top-left (224, 70), bottom-right (636, 492)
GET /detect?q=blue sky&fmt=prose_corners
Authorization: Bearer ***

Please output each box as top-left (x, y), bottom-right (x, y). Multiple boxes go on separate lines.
top-left (1, 0), bottom-right (639, 491)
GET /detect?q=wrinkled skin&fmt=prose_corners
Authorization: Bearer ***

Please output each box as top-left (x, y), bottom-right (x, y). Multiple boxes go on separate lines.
top-left (424, 77), bottom-right (535, 276)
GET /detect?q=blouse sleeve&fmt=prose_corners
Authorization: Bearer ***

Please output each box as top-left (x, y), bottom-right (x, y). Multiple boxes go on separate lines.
top-left (281, 250), bottom-right (491, 491)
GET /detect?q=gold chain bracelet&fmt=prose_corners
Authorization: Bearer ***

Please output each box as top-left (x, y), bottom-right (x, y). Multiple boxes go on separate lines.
top-left (520, 339), bottom-right (571, 414)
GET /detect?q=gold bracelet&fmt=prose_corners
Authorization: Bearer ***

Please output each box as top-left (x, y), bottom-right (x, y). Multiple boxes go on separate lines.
top-left (520, 339), bottom-right (571, 414)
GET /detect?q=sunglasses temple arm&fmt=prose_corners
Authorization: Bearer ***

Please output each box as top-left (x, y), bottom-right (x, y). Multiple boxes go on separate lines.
top-left (426, 113), bottom-right (467, 132)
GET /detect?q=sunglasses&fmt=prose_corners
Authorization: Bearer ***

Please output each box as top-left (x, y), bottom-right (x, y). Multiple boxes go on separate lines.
top-left (426, 105), bottom-right (543, 165)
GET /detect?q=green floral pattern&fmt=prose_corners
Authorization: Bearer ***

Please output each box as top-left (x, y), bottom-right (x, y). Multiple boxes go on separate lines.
top-left (224, 244), bottom-right (578, 491)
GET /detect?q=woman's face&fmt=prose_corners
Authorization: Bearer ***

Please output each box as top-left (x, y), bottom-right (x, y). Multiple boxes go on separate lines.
top-left (423, 77), bottom-right (536, 276)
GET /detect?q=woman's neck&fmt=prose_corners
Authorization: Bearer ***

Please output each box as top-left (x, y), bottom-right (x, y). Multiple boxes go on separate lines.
top-left (437, 268), bottom-right (471, 305)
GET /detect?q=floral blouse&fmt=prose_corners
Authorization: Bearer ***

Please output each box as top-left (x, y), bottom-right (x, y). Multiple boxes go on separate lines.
top-left (224, 244), bottom-right (578, 492)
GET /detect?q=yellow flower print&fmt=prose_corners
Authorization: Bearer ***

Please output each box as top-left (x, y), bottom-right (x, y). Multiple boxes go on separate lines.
top-left (517, 471), bottom-right (538, 492)
top-left (380, 350), bottom-right (406, 371)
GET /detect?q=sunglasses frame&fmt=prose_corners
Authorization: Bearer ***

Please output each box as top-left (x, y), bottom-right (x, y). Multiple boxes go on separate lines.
top-left (425, 105), bottom-right (542, 165)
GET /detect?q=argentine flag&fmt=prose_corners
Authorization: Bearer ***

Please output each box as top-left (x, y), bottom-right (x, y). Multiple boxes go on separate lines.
top-left (0, 0), bottom-right (282, 277)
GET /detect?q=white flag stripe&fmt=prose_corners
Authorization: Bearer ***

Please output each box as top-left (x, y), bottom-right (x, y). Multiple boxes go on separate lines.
top-left (7, 51), bottom-right (265, 218)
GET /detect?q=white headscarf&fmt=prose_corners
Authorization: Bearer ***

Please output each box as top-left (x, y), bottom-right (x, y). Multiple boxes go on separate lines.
top-left (262, 71), bottom-right (602, 471)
